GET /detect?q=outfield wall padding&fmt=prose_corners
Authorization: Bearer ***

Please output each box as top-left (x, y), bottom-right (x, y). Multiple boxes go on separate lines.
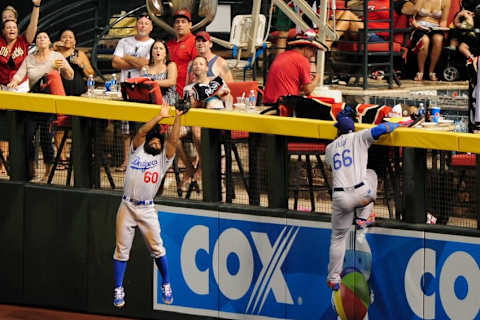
top-left (0, 180), bottom-right (478, 319)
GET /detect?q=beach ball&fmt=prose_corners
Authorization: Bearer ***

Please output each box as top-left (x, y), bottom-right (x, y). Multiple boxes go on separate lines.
top-left (332, 268), bottom-right (371, 320)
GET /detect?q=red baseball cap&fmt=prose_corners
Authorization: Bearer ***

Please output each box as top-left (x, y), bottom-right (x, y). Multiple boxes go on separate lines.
top-left (195, 31), bottom-right (211, 42)
top-left (173, 8), bottom-right (192, 22)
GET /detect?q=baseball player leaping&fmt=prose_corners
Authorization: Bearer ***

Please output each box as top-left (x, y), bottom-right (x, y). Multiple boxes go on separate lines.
top-left (325, 115), bottom-right (399, 291)
top-left (112, 104), bottom-right (183, 308)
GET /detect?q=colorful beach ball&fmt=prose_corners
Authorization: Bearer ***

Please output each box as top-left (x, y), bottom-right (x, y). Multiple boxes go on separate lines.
top-left (332, 268), bottom-right (371, 320)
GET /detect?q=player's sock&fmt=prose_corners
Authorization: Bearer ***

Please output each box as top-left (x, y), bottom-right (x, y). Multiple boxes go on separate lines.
top-left (155, 255), bottom-right (170, 285)
top-left (113, 259), bottom-right (127, 288)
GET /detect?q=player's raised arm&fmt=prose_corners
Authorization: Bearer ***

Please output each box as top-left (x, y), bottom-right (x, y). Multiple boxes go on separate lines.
top-left (370, 122), bottom-right (400, 140)
top-left (164, 109), bottom-right (183, 159)
top-left (132, 105), bottom-right (172, 149)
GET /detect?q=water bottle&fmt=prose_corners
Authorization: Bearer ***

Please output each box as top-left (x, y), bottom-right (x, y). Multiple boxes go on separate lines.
top-left (418, 103), bottom-right (425, 116)
top-left (87, 74), bottom-right (95, 96)
top-left (111, 73), bottom-right (118, 92)
top-left (247, 90), bottom-right (256, 113)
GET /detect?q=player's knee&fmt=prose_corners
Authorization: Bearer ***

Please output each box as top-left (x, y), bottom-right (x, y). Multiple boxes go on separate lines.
top-left (151, 245), bottom-right (166, 258)
top-left (114, 247), bottom-right (130, 261)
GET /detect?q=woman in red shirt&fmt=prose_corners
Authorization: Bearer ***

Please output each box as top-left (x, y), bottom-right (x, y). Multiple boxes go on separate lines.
top-left (0, 0), bottom-right (41, 91)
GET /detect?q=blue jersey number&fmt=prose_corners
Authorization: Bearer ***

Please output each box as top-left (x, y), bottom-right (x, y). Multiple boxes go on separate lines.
top-left (333, 149), bottom-right (353, 170)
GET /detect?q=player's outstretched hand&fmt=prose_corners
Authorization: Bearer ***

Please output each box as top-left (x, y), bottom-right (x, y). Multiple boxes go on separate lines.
top-left (159, 104), bottom-right (172, 118)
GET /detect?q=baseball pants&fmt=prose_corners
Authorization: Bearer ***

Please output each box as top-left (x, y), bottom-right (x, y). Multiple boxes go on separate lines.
top-left (327, 169), bottom-right (378, 283)
top-left (113, 201), bottom-right (166, 261)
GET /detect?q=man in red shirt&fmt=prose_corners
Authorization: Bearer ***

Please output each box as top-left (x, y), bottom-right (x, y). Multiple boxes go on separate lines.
top-left (263, 31), bottom-right (323, 106)
top-left (167, 8), bottom-right (197, 96)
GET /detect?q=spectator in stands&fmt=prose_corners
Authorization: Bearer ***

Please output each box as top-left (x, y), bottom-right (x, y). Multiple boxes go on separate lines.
top-left (8, 32), bottom-right (73, 90)
top-left (145, 39), bottom-right (178, 106)
top-left (410, 0), bottom-right (451, 81)
top-left (112, 12), bottom-right (154, 81)
top-left (0, 1), bottom-right (42, 175)
top-left (54, 28), bottom-right (94, 95)
top-left (2, 5), bottom-right (18, 23)
top-left (179, 56), bottom-right (232, 187)
top-left (272, 4), bottom-right (295, 56)
top-left (8, 31), bottom-right (74, 182)
top-left (264, 30), bottom-right (322, 105)
top-left (454, 9), bottom-right (480, 61)
top-left (112, 11), bottom-right (154, 172)
top-left (0, 0), bottom-right (42, 92)
top-left (327, 0), bottom-right (417, 49)
top-left (185, 56), bottom-right (232, 109)
top-left (167, 8), bottom-right (197, 96)
top-left (53, 28), bottom-right (95, 165)
top-left (186, 31), bottom-right (233, 84)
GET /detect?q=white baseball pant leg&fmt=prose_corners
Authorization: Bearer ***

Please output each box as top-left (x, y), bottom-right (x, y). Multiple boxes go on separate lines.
top-left (113, 202), bottom-right (166, 261)
top-left (113, 202), bottom-right (137, 261)
top-left (135, 205), bottom-right (166, 258)
top-left (355, 169), bottom-right (378, 221)
top-left (327, 169), bottom-right (378, 282)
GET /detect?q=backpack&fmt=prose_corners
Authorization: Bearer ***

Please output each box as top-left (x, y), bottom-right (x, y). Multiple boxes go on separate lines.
top-left (121, 77), bottom-right (164, 104)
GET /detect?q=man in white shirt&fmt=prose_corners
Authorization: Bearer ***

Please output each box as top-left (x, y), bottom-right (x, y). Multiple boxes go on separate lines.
top-left (112, 12), bottom-right (154, 81)
top-left (112, 12), bottom-right (155, 172)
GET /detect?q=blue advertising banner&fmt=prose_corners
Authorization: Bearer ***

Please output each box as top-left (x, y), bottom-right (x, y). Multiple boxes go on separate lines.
top-left (153, 206), bottom-right (480, 320)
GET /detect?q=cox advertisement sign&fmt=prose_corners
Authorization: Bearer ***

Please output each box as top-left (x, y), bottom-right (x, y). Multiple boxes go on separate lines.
top-left (153, 205), bottom-right (480, 319)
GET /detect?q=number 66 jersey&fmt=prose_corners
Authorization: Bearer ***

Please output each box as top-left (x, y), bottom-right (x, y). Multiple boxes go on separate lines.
top-left (325, 129), bottom-right (375, 189)
top-left (122, 143), bottom-right (174, 201)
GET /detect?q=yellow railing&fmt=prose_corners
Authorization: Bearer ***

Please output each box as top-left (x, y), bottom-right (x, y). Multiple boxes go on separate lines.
top-left (1, 91), bottom-right (479, 153)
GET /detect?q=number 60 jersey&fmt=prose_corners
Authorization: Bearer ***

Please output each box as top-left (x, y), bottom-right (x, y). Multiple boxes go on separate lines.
top-left (325, 129), bottom-right (375, 188)
top-left (122, 142), bottom-right (173, 201)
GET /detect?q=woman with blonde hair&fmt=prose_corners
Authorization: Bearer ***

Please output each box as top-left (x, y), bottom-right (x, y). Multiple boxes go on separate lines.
top-left (1, 5), bottom-right (18, 23)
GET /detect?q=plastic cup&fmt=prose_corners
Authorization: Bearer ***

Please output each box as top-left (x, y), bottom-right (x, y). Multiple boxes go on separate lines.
top-left (54, 59), bottom-right (63, 70)
top-left (225, 99), bottom-right (233, 110)
top-left (431, 106), bottom-right (441, 123)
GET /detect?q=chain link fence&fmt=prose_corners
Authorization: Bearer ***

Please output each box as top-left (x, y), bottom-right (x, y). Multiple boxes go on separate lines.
top-left (1, 108), bottom-right (477, 229)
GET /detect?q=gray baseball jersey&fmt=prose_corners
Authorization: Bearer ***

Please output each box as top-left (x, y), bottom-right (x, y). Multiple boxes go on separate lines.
top-left (114, 142), bottom-right (174, 261)
top-left (325, 128), bottom-right (378, 284)
top-left (123, 142), bottom-right (173, 201)
top-left (325, 129), bottom-right (375, 189)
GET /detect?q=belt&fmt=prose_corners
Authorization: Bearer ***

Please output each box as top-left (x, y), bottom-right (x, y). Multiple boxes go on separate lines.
top-left (122, 195), bottom-right (153, 206)
top-left (333, 182), bottom-right (365, 192)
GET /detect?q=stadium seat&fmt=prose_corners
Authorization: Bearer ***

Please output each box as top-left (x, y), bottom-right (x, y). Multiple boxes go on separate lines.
top-left (30, 70), bottom-right (75, 186)
top-left (450, 153), bottom-right (477, 194)
top-left (332, 0), bottom-right (409, 89)
top-left (262, 95), bottom-right (333, 212)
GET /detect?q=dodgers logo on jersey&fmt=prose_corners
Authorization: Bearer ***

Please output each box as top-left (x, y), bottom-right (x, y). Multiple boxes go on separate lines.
top-left (129, 156), bottom-right (158, 171)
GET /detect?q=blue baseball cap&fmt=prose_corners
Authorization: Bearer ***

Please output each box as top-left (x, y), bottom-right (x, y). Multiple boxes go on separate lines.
top-left (334, 117), bottom-right (355, 134)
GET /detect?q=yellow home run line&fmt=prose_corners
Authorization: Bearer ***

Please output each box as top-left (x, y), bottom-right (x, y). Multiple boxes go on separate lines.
top-left (1, 91), bottom-right (479, 153)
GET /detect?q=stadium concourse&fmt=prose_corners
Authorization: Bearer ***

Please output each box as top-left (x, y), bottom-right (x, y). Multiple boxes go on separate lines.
top-left (0, 305), bottom-right (135, 320)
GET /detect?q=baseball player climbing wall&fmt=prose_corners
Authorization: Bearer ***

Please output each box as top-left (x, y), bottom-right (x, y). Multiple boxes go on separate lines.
top-left (153, 205), bottom-right (480, 320)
